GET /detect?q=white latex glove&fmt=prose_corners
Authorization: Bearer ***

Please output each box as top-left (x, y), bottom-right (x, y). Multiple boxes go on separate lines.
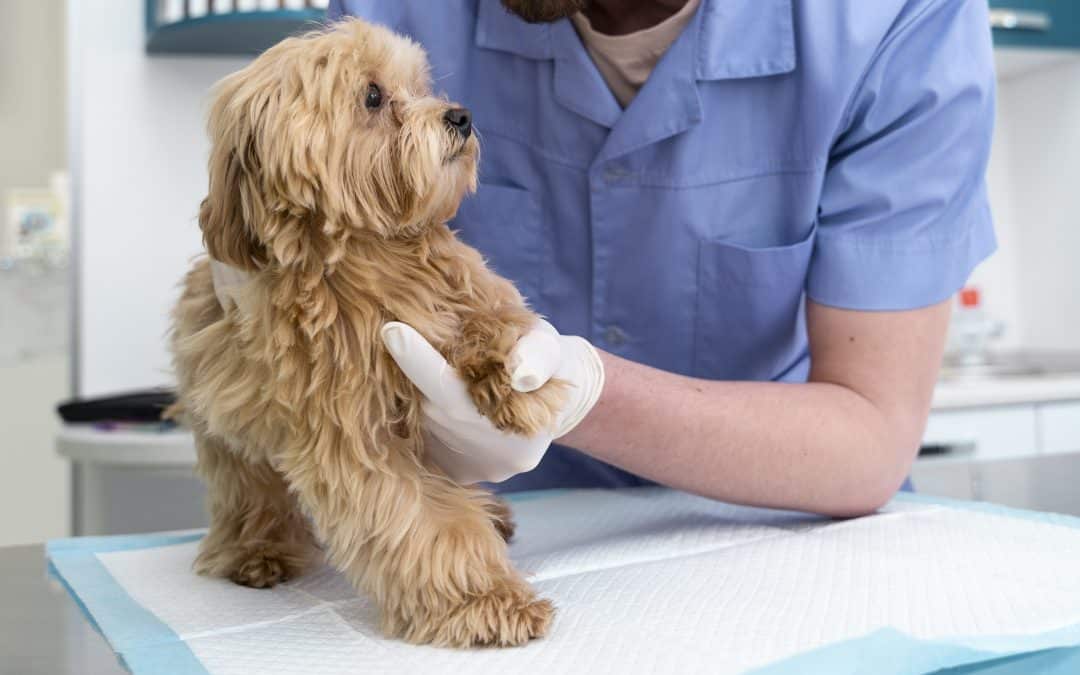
top-left (381, 320), bottom-right (605, 484)
top-left (210, 259), bottom-right (251, 312)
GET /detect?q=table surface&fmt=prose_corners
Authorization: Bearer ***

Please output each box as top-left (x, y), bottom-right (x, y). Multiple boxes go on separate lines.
top-left (932, 373), bottom-right (1080, 409)
top-left (0, 545), bottom-right (127, 675)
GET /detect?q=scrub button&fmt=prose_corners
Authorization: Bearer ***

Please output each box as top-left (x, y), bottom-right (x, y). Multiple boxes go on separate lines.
top-left (603, 164), bottom-right (630, 184)
top-left (604, 325), bottom-right (627, 347)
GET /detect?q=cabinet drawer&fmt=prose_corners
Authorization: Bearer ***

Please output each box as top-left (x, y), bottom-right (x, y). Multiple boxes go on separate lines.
top-left (990, 1), bottom-right (1080, 49)
top-left (922, 405), bottom-right (1038, 461)
top-left (1038, 400), bottom-right (1080, 455)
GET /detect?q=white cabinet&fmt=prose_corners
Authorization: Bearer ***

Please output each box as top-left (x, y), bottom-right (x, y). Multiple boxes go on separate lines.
top-left (921, 399), bottom-right (1080, 461)
top-left (1038, 401), bottom-right (1080, 455)
top-left (916, 400), bottom-right (1080, 512)
top-left (56, 427), bottom-right (203, 535)
top-left (922, 405), bottom-right (1038, 461)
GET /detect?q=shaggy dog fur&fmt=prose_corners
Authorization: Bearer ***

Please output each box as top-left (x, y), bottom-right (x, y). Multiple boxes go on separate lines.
top-left (170, 19), bottom-right (565, 647)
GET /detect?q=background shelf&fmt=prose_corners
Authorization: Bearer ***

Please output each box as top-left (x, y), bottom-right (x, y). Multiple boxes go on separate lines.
top-left (146, 2), bottom-right (327, 56)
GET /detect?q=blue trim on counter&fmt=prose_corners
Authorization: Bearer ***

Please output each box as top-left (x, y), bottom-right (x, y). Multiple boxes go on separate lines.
top-left (47, 534), bottom-right (209, 675)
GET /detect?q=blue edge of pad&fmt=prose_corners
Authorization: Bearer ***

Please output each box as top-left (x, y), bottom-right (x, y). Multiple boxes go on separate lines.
top-left (47, 491), bottom-right (1080, 675)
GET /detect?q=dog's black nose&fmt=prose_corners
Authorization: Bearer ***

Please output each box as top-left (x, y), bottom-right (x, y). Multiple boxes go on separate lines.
top-left (444, 107), bottom-right (472, 140)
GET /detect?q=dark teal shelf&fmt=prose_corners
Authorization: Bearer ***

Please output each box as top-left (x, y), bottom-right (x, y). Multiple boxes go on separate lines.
top-left (146, 8), bottom-right (326, 56)
top-left (991, 1), bottom-right (1080, 50)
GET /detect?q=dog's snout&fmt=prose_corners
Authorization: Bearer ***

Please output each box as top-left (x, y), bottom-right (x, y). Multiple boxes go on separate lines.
top-left (443, 107), bottom-right (472, 140)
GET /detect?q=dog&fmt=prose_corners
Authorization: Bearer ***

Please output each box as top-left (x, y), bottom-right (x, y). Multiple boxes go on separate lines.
top-left (169, 18), bottom-right (564, 647)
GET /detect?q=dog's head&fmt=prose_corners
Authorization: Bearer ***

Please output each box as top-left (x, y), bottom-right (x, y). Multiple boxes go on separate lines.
top-left (200, 19), bottom-right (479, 271)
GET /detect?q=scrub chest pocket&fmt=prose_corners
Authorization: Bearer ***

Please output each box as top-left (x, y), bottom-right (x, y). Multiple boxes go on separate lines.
top-left (694, 226), bottom-right (816, 382)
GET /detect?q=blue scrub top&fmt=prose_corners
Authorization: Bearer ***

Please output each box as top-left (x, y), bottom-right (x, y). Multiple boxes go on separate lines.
top-left (330, 0), bottom-right (996, 492)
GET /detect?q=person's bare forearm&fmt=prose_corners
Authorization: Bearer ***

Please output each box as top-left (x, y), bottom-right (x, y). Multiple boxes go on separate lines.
top-left (558, 351), bottom-right (919, 517)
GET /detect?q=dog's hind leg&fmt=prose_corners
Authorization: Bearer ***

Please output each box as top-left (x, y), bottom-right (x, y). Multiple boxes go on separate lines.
top-left (193, 432), bottom-right (318, 588)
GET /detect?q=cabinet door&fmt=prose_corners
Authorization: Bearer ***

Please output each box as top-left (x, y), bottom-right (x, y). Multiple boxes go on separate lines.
top-left (1037, 400), bottom-right (1080, 455)
top-left (921, 405), bottom-right (1038, 461)
top-left (990, 1), bottom-right (1080, 49)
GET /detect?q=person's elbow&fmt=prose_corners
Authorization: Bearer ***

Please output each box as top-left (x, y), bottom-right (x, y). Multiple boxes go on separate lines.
top-left (822, 426), bottom-right (921, 519)
top-left (823, 473), bottom-right (905, 519)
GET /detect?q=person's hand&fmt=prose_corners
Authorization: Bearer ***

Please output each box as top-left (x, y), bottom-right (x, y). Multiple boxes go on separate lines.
top-left (380, 320), bottom-right (604, 484)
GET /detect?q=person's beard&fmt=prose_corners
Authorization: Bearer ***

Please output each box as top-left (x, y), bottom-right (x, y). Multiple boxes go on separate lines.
top-left (500, 0), bottom-right (589, 23)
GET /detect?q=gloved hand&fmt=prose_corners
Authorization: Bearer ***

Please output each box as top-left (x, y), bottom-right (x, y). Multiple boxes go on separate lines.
top-left (209, 259), bottom-right (252, 312)
top-left (380, 320), bottom-right (605, 484)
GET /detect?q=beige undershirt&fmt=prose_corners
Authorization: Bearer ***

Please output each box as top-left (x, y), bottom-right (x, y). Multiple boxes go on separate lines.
top-left (569, 0), bottom-right (702, 108)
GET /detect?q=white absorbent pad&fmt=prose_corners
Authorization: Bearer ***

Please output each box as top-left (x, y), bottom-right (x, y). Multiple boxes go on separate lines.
top-left (47, 488), bottom-right (1080, 675)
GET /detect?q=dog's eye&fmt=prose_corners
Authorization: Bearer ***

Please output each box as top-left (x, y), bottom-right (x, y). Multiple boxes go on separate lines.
top-left (365, 83), bottom-right (383, 110)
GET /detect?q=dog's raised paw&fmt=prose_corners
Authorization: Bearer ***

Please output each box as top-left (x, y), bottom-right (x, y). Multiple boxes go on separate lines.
top-left (452, 314), bottom-right (568, 437)
top-left (467, 373), bottom-right (567, 437)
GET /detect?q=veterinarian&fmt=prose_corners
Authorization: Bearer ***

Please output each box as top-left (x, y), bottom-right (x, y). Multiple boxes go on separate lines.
top-left (334, 0), bottom-right (996, 517)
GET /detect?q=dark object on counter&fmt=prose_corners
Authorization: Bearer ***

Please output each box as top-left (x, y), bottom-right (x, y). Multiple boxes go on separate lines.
top-left (57, 389), bottom-right (177, 424)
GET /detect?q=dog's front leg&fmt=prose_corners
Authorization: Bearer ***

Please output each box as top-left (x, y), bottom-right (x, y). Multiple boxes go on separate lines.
top-left (278, 439), bottom-right (552, 647)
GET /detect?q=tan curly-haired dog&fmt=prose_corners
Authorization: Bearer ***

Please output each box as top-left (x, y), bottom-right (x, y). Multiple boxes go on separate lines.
top-left (170, 19), bottom-right (564, 647)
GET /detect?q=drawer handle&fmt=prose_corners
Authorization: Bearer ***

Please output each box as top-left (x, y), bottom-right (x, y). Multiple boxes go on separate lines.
top-left (990, 9), bottom-right (1052, 32)
top-left (918, 442), bottom-right (976, 460)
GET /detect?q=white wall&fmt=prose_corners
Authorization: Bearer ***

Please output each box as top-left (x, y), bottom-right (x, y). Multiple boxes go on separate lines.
top-left (72, 0), bottom-right (249, 396)
top-left (0, 1), bottom-right (67, 219)
top-left (0, 357), bottom-right (70, 546)
top-left (997, 58), bottom-right (1080, 350)
top-left (965, 52), bottom-right (1080, 352)
top-left (0, 0), bottom-right (70, 546)
top-left (972, 92), bottom-right (1023, 350)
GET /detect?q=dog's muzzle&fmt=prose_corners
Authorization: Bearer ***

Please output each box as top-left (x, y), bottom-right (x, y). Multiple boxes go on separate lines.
top-left (443, 107), bottom-right (472, 140)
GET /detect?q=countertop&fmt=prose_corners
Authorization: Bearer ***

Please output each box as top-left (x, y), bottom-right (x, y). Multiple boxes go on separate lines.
top-left (931, 374), bottom-right (1080, 410)
top-left (51, 374), bottom-right (1080, 469)
top-left (0, 545), bottom-right (126, 675)
top-left (56, 426), bottom-right (196, 466)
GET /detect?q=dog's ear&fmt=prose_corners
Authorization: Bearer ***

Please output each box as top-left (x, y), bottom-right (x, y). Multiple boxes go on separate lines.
top-left (199, 149), bottom-right (267, 270)
top-left (199, 75), bottom-right (268, 271)
top-left (200, 49), bottom-right (342, 273)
